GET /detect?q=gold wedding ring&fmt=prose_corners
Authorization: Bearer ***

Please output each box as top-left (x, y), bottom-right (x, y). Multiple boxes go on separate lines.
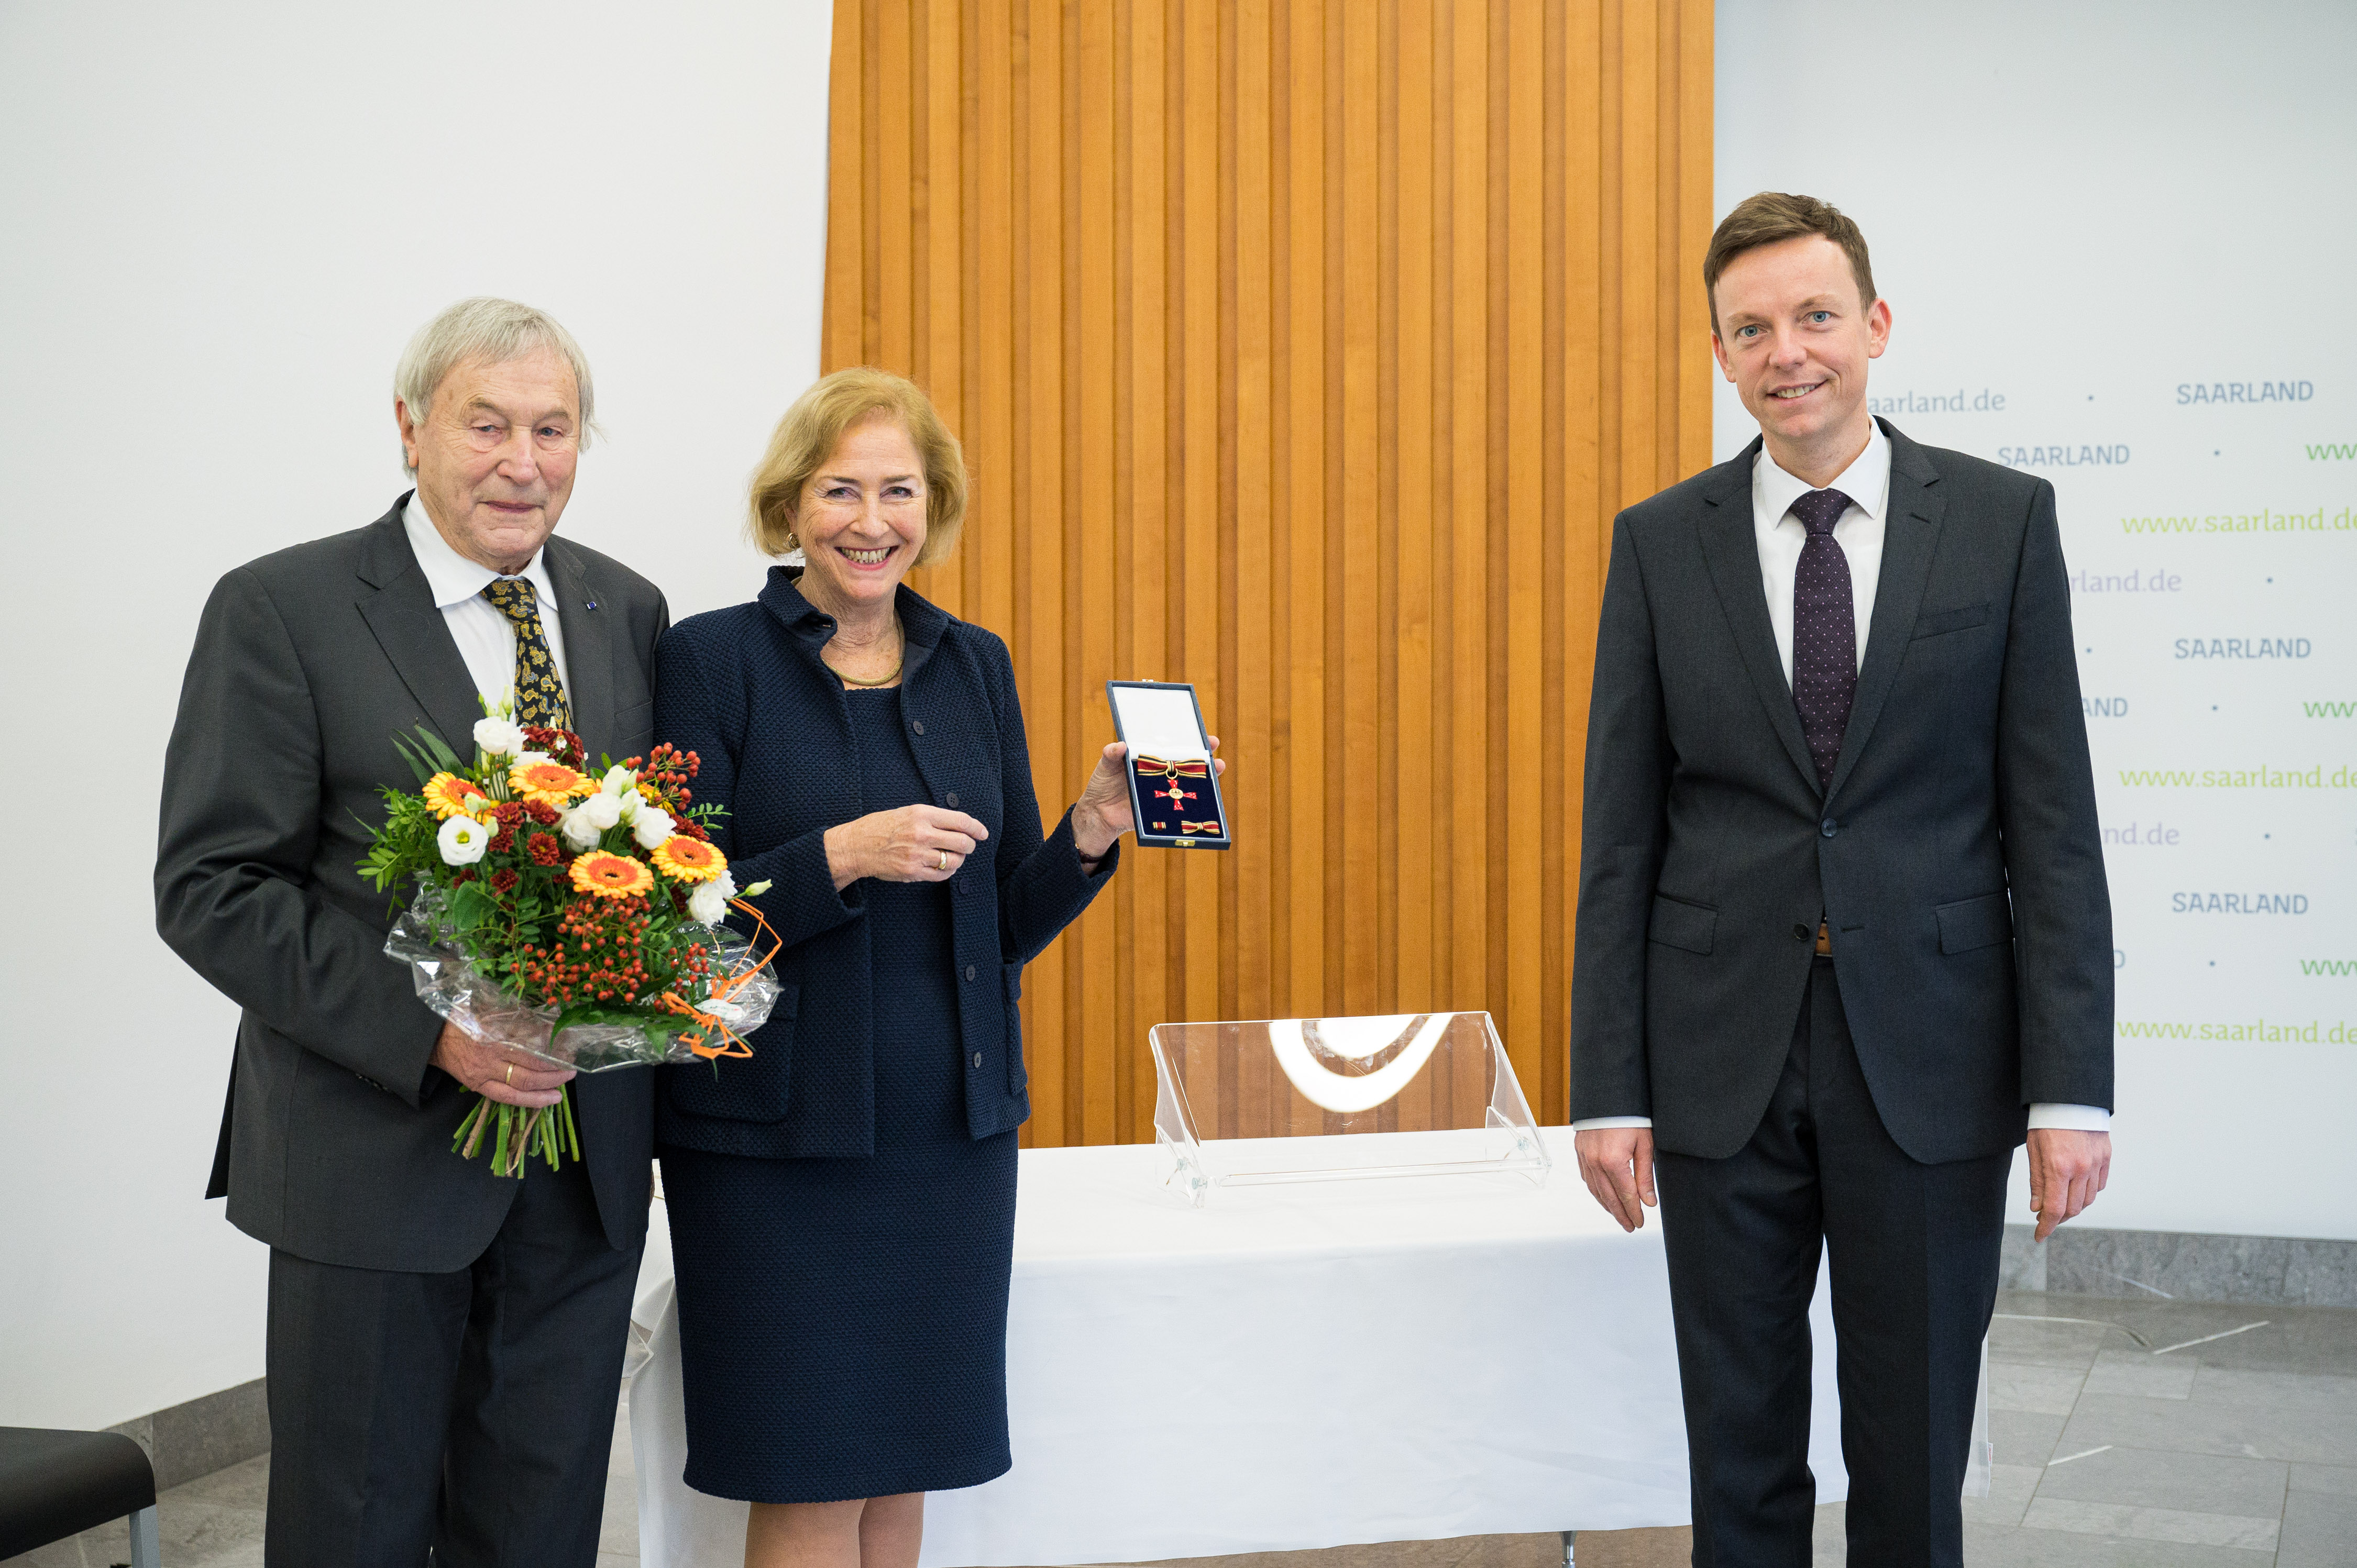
top-left (505, 1063), bottom-right (515, 1086)
top-left (938, 849), bottom-right (950, 870)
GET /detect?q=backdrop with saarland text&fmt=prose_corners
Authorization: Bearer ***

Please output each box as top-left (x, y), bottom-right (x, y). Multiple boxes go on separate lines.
top-left (1716, 0), bottom-right (2357, 1241)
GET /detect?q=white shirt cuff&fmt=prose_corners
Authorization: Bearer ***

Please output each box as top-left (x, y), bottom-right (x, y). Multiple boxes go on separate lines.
top-left (1570, 1116), bottom-right (1654, 1131)
top-left (2027, 1102), bottom-right (2111, 1132)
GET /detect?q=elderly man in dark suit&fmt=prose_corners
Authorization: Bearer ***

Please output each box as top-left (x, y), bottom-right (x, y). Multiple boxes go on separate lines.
top-left (156, 298), bottom-right (668, 1567)
top-left (1570, 194), bottom-right (2114, 1567)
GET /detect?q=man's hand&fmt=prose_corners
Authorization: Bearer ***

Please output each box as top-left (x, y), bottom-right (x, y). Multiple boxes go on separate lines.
top-left (1575, 1127), bottom-right (1658, 1233)
top-left (429, 1020), bottom-right (574, 1109)
top-left (2028, 1128), bottom-right (2110, 1242)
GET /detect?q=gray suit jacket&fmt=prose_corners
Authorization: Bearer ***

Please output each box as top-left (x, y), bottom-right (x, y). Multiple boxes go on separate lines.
top-left (1570, 422), bottom-right (2113, 1163)
top-left (156, 496), bottom-right (668, 1272)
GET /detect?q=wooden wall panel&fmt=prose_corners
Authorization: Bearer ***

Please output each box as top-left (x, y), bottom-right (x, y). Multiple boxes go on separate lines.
top-left (821, 0), bottom-right (1715, 1146)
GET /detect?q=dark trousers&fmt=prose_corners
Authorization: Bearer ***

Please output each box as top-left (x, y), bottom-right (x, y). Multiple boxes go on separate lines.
top-left (263, 1156), bottom-right (642, 1568)
top-left (1655, 958), bottom-right (2008, 1568)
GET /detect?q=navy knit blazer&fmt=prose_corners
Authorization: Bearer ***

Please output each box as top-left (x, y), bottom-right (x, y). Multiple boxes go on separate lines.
top-left (652, 569), bottom-right (1118, 1159)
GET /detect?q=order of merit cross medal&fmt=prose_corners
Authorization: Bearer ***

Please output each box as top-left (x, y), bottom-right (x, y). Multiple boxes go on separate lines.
top-left (1107, 679), bottom-right (1231, 850)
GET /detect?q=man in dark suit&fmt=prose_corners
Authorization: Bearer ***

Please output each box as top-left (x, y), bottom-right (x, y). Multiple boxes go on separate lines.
top-left (1570, 195), bottom-right (2114, 1567)
top-left (156, 298), bottom-right (668, 1566)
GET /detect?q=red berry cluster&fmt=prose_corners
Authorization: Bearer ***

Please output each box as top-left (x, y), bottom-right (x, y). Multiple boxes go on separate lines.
top-left (635, 744), bottom-right (700, 810)
top-left (517, 895), bottom-right (655, 1006)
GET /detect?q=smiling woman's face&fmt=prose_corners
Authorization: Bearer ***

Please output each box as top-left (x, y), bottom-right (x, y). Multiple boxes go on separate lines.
top-left (791, 413), bottom-right (930, 617)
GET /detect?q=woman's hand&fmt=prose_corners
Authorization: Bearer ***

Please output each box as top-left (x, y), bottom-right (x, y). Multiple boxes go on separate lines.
top-left (1071, 736), bottom-right (1225, 862)
top-left (823, 804), bottom-right (990, 890)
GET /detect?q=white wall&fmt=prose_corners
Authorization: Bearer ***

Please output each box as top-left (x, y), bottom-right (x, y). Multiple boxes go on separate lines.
top-left (1717, 1), bottom-right (2357, 1239)
top-left (0, 2), bottom-right (834, 1430)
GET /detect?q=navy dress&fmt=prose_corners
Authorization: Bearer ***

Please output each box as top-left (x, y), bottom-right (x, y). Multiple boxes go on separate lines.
top-left (662, 687), bottom-right (1020, 1503)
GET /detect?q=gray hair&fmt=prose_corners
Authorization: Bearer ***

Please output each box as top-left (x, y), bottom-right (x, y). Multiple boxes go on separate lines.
top-left (393, 297), bottom-right (598, 476)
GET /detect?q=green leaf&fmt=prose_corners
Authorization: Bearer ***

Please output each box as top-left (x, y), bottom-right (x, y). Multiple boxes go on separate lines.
top-left (393, 725), bottom-right (467, 786)
top-left (446, 881), bottom-right (499, 931)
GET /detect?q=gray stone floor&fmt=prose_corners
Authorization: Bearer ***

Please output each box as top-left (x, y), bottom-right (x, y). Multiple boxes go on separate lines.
top-left (14, 1289), bottom-right (2356, 1566)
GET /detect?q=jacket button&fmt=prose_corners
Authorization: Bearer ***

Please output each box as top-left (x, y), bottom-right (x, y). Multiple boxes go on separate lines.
top-left (971, 1052), bottom-right (983, 1069)
top-left (911, 719), bottom-right (927, 736)
top-left (1792, 924), bottom-right (1810, 941)
top-left (964, 964), bottom-right (977, 981)
top-left (1820, 818), bottom-right (1839, 837)
top-left (945, 791), bottom-right (959, 808)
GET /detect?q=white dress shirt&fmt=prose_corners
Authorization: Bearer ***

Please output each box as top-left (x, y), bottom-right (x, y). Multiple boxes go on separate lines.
top-left (403, 493), bottom-right (571, 710)
top-left (1574, 425), bottom-right (2109, 1136)
top-left (1753, 421), bottom-right (1890, 681)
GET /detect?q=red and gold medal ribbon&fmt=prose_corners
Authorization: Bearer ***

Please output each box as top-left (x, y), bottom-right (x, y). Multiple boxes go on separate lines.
top-left (1179, 820), bottom-right (1224, 834)
top-left (1133, 755), bottom-right (1211, 780)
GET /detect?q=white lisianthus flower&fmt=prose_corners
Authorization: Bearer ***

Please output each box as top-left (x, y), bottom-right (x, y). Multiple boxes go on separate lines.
top-left (472, 716), bottom-right (527, 758)
top-left (558, 804), bottom-right (603, 850)
top-left (687, 880), bottom-right (730, 925)
top-left (580, 792), bottom-right (623, 831)
top-left (513, 749), bottom-right (553, 770)
top-left (615, 790), bottom-right (642, 824)
top-left (632, 805), bottom-right (676, 851)
top-left (437, 815), bottom-right (490, 866)
top-left (601, 764), bottom-right (637, 797)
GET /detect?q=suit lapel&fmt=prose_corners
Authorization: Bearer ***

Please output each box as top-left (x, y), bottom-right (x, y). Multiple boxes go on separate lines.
top-left (355, 502), bottom-right (484, 755)
top-left (1824, 424), bottom-right (1947, 802)
top-left (545, 540), bottom-right (619, 759)
top-left (1695, 441), bottom-right (1822, 793)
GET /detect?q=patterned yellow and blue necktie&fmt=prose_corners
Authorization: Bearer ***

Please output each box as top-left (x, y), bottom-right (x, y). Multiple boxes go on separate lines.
top-left (481, 577), bottom-right (572, 729)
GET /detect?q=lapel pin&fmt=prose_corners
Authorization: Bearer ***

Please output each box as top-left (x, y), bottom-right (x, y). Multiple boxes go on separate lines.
top-left (585, 598), bottom-right (599, 611)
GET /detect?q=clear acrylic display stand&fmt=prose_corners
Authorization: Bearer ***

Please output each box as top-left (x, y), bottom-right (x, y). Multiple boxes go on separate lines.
top-left (1147, 1012), bottom-right (1551, 1206)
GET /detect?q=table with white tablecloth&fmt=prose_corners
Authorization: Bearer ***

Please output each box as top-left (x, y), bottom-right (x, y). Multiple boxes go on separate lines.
top-left (628, 1126), bottom-right (1920, 1567)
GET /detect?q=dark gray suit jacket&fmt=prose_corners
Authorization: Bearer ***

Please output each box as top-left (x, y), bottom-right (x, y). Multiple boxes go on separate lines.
top-left (1570, 422), bottom-right (2113, 1164)
top-left (156, 496), bottom-right (668, 1272)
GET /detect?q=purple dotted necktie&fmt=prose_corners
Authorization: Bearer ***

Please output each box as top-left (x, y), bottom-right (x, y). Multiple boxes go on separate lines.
top-left (1789, 488), bottom-right (1857, 790)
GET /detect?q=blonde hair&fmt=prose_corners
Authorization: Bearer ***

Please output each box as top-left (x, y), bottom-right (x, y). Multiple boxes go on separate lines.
top-left (394, 297), bottom-right (597, 477)
top-left (748, 368), bottom-right (967, 567)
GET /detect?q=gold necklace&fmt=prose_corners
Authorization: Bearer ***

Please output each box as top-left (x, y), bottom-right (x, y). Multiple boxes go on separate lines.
top-left (826, 622), bottom-right (905, 687)
top-left (835, 658), bottom-right (903, 688)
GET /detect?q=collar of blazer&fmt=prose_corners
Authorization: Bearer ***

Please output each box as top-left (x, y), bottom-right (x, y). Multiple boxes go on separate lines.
top-left (1694, 419), bottom-right (1951, 804)
top-left (354, 492), bottom-right (623, 761)
top-left (756, 565), bottom-right (955, 690)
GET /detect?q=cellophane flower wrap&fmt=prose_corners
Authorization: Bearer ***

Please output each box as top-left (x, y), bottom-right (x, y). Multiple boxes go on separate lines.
top-left (361, 715), bottom-right (777, 1177)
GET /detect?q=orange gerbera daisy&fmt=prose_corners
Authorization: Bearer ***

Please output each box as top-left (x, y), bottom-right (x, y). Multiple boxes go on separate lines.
top-left (423, 771), bottom-right (491, 820)
top-left (570, 851), bottom-right (656, 900)
top-left (510, 759), bottom-right (593, 808)
top-left (652, 835), bottom-right (728, 884)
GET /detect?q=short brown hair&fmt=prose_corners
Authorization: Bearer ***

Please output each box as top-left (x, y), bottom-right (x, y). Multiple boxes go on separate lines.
top-left (748, 367), bottom-right (968, 567)
top-left (1703, 192), bottom-right (1876, 336)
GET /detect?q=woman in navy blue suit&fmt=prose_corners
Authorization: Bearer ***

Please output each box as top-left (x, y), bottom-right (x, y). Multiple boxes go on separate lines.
top-left (653, 369), bottom-right (1219, 1568)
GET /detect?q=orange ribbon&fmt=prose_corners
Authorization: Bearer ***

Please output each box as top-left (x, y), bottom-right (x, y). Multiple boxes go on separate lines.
top-left (659, 898), bottom-right (782, 1061)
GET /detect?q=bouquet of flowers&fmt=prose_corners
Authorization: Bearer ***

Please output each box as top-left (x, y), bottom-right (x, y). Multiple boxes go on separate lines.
top-left (362, 712), bottom-right (778, 1176)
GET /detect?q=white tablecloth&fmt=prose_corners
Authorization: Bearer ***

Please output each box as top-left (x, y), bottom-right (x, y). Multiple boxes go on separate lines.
top-left (630, 1127), bottom-right (1918, 1567)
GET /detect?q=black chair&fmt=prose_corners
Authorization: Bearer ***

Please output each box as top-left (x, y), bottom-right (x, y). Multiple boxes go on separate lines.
top-left (0, 1428), bottom-right (159, 1566)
